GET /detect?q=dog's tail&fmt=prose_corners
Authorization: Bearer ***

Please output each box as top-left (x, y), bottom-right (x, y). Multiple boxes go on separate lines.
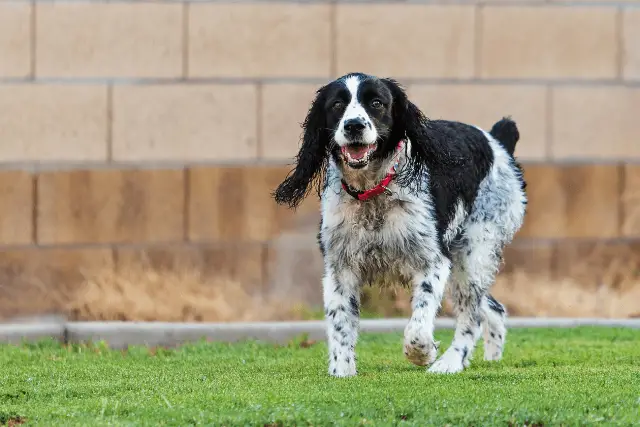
top-left (489, 117), bottom-right (519, 156)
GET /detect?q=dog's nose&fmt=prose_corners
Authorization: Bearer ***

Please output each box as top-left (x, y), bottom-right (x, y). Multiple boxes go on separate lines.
top-left (343, 118), bottom-right (366, 135)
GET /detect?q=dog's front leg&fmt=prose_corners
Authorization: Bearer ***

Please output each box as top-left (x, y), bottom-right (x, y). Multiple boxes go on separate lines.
top-left (323, 268), bottom-right (360, 377)
top-left (404, 256), bottom-right (451, 366)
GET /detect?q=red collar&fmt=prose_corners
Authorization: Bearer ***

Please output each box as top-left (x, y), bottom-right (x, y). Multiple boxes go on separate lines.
top-left (341, 141), bottom-right (404, 201)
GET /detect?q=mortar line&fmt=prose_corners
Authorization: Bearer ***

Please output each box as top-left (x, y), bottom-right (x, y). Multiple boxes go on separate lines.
top-left (111, 244), bottom-right (120, 271)
top-left (2, 77), bottom-right (639, 87)
top-left (617, 163), bottom-right (626, 237)
top-left (330, 0), bottom-right (338, 78)
top-left (31, 173), bottom-right (38, 244)
top-left (616, 7), bottom-right (624, 81)
top-left (1, 157), bottom-right (640, 173)
top-left (30, 0), bottom-right (36, 79)
top-left (474, 4), bottom-right (484, 79)
top-left (548, 238), bottom-right (559, 278)
top-left (260, 241), bottom-right (269, 294)
top-left (0, 235), bottom-right (638, 253)
top-left (182, 2), bottom-right (190, 79)
top-left (12, 1), bottom-right (640, 7)
top-left (0, 240), bottom-right (276, 254)
top-left (545, 85), bottom-right (553, 160)
top-left (183, 167), bottom-right (191, 242)
top-left (106, 84), bottom-right (113, 162)
top-left (256, 82), bottom-right (264, 160)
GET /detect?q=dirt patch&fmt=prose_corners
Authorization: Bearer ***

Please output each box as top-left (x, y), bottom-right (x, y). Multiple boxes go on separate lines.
top-left (298, 338), bottom-right (317, 348)
top-left (0, 414), bottom-right (25, 427)
top-left (6, 417), bottom-right (26, 427)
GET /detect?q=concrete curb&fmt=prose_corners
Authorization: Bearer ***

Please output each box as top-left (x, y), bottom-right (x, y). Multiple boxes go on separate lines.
top-left (0, 323), bottom-right (65, 344)
top-left (1, 318), bottom-right (639, 348)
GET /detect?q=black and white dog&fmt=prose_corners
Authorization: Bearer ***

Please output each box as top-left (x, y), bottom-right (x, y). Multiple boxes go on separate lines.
top-left (273, 73), bottom-right (527, 376)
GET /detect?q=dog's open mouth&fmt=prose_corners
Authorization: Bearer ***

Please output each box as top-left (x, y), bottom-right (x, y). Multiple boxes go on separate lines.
top-left (340, 143), bottom-right (377, 168)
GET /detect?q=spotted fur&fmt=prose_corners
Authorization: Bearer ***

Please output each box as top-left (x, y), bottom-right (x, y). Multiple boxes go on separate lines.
top-left (273, 73), bottom-right (527, 376)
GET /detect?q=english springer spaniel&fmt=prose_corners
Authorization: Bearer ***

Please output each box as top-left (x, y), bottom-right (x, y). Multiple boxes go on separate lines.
top-left (273, 73), bottom-right (527, 376)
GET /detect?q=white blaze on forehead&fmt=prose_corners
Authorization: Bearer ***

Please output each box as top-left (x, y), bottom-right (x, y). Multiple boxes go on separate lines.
top-left (341, 76), bottom-right (366, 131)
top-left (335, 75), bottom-right (378, 146)
top-left (344, 75), bottom-right (360, 102)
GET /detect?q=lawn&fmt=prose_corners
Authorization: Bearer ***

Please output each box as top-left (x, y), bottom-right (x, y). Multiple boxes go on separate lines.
top-left (1, 327), bottom-right (639, 426)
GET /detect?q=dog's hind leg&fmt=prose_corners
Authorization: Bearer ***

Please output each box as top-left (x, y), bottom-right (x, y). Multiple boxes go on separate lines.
top-left (481, 294), bottom-right (507, 361)
top-left (429, 228), bottom-right (504, 374)
top-left (430, 268), bottom-right (485, 373)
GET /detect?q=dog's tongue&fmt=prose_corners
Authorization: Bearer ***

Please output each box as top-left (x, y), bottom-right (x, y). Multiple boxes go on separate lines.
top-left (342, 145), bottom-right (370, 160)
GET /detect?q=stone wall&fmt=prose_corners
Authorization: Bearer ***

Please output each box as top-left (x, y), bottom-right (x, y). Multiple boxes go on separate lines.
top-left (0, 1), bottom-right (639, 319)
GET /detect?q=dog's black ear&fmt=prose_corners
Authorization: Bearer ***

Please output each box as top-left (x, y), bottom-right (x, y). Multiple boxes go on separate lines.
top-left (272, 85), bottom-right (331, 209)
top-left (382, 78), bottom-right (455, 188)
top-left (383, 78), bottom-right (427, 145)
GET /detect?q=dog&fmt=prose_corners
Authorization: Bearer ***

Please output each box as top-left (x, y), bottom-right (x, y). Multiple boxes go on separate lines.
top-left (272, 73), bottom-right (527, 376)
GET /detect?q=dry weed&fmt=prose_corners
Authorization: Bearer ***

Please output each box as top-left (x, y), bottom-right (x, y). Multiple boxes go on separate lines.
top-left (3, 258), bottom-right (639, 322)
top-left (66, 265), bottom-right (302, 322)
top-left (494, 271), bottom-right (640, 318)
top-left (356, 271), bottom-right (640, 319)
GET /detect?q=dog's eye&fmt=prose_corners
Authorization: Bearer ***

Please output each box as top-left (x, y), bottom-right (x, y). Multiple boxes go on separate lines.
top-left (371, 100), bottom-right (383, 109)
top-left (332, 101), bottom-right (344, 110)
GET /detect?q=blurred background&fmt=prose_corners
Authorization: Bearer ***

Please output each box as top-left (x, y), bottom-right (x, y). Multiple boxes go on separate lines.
top-left (0, 1), bottom-right (638, 322)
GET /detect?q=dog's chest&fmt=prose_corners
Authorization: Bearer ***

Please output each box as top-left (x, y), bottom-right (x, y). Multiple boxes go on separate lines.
top-left (322, 192), bottom-right (436, 284)
top-left (342, 196), bottom-right (400, 232)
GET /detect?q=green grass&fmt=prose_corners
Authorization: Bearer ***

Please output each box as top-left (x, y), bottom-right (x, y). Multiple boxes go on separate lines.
top-left (1, 327), bottom-right (639, 426)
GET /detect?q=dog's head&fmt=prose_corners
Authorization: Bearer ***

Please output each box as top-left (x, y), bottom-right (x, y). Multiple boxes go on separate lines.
top-left (273, 73), bottom-right (433, 208)
top-left (328, 74), bottom-right (399, 169)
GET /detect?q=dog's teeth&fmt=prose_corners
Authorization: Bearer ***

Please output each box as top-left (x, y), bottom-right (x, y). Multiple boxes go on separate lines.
top-left (344, 149), bottom-right (371, 165)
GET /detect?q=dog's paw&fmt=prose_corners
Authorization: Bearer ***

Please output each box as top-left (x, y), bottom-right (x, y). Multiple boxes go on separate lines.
top-left (428, 348), bottom-right (465, 374)
top-left (483, 341), bottom-right (503, 361)
top-left (404, 341), bottom-right (438, 366)
top-left (483, 332), bottom-right (505, 361)
top-left (329, 355), bottom-right (357, 377)
top-left (403, 324), bottom-right (438, 366)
